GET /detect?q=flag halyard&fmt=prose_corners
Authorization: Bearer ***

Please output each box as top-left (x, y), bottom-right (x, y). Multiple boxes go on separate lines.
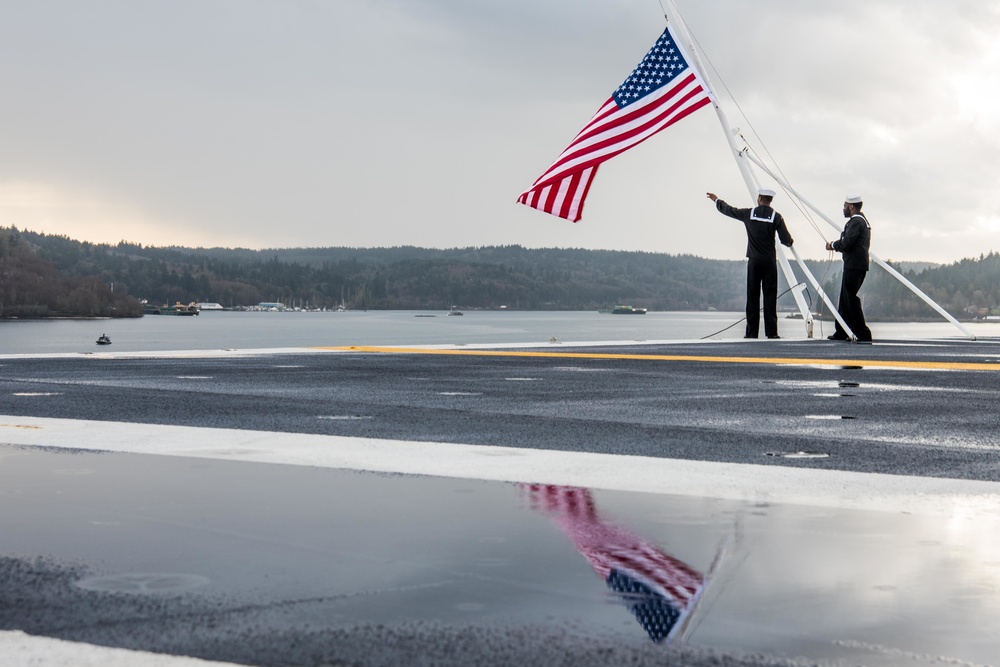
top-left (518, 25), bottom-right (713, 222)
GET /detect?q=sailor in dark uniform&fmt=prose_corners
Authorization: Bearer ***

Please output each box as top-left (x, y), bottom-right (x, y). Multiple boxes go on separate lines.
top-left (706, 187), bottom-right (794, 339)
top-left (825, 194), bottom-right (873, 341)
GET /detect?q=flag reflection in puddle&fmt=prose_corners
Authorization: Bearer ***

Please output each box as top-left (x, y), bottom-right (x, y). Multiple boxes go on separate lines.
top-left (522, 484), bottom-right (706, 644)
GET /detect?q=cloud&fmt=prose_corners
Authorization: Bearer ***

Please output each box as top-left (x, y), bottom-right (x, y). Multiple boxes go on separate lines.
top-left (1, 0), bottom-right (998, 263)
top-left (0, 180), bottom-right (257, 248)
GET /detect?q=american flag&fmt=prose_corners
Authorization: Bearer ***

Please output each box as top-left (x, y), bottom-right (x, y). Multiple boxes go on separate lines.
top-left (517, 24), bottom-right (714, 222)
top-left (522, 484), bottom-right (706, 643)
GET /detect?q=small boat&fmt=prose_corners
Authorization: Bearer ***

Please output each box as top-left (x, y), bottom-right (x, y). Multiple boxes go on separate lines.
top-left (96, 334), bottom-right (112, 345)
top-left (610, 305), bottom-right (647, 315)
top-left (448, 307), bottom-right (464, 316)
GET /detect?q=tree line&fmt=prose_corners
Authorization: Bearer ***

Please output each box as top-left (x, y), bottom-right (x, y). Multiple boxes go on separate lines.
top-left (2, 225), bottom-right (999, 320)
top-left (0, 229), bottom-right (142, 318)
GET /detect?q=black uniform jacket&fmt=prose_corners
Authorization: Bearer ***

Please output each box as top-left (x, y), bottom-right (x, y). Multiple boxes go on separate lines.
top-left (832, 214), bottom-right (871, 271)
top-left (715, 200), bottom-right (794, 260)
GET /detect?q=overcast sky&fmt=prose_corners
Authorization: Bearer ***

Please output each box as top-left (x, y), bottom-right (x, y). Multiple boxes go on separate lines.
top-left (2, 0), bottom-right (998, 263)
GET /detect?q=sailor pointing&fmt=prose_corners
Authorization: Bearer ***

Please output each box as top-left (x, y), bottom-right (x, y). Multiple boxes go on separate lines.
top-left (706, 187), bottom-right (794, 339)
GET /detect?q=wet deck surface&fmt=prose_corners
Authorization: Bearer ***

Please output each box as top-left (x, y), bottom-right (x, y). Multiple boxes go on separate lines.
top-left (2, 337), bottom-right (1000, 666)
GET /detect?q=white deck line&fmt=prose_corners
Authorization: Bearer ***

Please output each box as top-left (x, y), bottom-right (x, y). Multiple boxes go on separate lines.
top-left (0, 630), bottom-right (246, 667)
top-left (3, 414), bottom-right (1000, 520)
top-left (0, 338), bottom-right (737, 361)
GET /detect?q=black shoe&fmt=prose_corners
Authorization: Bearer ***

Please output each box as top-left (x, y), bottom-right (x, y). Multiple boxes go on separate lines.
top-left (827, 334), bottom-right (848, 341)
top-left (767, 335), bottom-right (780, 339)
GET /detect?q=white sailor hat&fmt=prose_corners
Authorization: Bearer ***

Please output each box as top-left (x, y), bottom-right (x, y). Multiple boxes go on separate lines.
top-left (757, 188), bottom-right (776, 197)
top-left (845, 194), bottom-right (863, 203)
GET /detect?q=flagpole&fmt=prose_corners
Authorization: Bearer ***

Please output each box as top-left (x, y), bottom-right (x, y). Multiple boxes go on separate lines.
top-left (660, 0), bottom-right (820, 337)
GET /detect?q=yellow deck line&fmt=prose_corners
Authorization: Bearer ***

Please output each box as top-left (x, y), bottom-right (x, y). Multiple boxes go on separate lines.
top-left (313, 345), bottom-right (1000, 372)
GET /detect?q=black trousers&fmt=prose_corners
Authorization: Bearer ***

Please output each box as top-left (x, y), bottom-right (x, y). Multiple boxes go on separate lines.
top-left (833, 268), bottom-right (872, 341)
top-left (746, 258), bottom-right (778, 338)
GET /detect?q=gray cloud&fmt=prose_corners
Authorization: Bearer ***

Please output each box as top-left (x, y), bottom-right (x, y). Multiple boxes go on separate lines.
top-left (0, 0), bottom-right (997, 262)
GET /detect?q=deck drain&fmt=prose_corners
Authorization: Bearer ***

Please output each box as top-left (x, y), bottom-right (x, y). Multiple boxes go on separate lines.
top-left (838, 381), bottom-right (860, 388)
top-left (806, 415), bottom-right (856, 420)
top-left (765, 451), bottom-right (830, 459)
top-left (317, 415), bottom-right (373, 420)
top-left (75, 573), bottom-right (210, 594)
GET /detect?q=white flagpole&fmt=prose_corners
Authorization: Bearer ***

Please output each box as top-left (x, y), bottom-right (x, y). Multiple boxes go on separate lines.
top-left (661, 0), bottom-right (822, 337)
top-left (741, 151), bottom-right (976, 340)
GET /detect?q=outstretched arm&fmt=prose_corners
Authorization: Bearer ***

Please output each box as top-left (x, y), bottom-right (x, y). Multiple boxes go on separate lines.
top-left (711, 196), bottom-right (750, 222)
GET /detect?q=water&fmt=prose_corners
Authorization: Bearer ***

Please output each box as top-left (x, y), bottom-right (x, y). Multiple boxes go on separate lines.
top-left (0, 310), bottom-right (993, 355)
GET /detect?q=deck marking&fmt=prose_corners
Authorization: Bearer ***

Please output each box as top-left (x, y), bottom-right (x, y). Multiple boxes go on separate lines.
top-left (4, 414), bottom-right (1000, 520)
top-left (315, 345), bottom-right (1000, 372)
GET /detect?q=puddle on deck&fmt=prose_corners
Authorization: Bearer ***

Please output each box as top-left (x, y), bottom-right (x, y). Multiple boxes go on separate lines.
top-left (1, 445), bottom-right (997, 667)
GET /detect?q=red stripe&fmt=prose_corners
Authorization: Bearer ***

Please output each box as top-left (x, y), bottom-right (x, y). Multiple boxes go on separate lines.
top-left (571, 166), bottom-right (598, 222)
top-left (557, 170), bottom-right (583, 219)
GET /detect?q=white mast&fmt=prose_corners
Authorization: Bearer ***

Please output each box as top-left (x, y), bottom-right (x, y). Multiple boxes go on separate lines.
top-left (661, 0), bottom-right (838, 338)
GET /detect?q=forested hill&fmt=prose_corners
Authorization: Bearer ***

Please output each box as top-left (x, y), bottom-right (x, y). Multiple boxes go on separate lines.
top-left (0, 229), bottom-right (142, 318)
top-left (3, 226), bottom-right (1000, 320)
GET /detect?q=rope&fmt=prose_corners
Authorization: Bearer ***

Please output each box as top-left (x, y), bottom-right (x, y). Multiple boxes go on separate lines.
top-left (671, 13), bottom-right (831, 245)
top-left (700, 283), bottom-right (808, 339)
top-left (740, 143), bottom-right (827, 241)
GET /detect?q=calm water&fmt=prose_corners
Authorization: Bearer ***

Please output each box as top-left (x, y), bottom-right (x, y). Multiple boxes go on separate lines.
top-left (0, 310), bottom-right (993, 355)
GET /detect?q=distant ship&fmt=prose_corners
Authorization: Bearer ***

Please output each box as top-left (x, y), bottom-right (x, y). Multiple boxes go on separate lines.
top-left (610, 305), bottom-right (647, 315)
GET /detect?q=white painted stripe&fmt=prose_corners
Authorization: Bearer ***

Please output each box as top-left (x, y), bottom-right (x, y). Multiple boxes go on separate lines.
top-left (0, 340), bottom-right (724, 361)
top-left (0, 630), bottom-right (247, 667)
top-left (3, 415), bottom-right (999, 520)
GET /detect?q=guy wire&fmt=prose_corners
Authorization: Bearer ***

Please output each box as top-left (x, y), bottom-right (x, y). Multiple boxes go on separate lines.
top-left (675, 15), bottom-right (830, 243)
top-left (700, 283), bottom-right (810, 339)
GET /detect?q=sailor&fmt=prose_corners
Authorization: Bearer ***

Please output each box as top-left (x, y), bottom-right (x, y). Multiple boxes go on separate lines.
top-left (825, 195), bottom-right (873, 341)
top-left (706, 187), bottom-right (794, 339)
